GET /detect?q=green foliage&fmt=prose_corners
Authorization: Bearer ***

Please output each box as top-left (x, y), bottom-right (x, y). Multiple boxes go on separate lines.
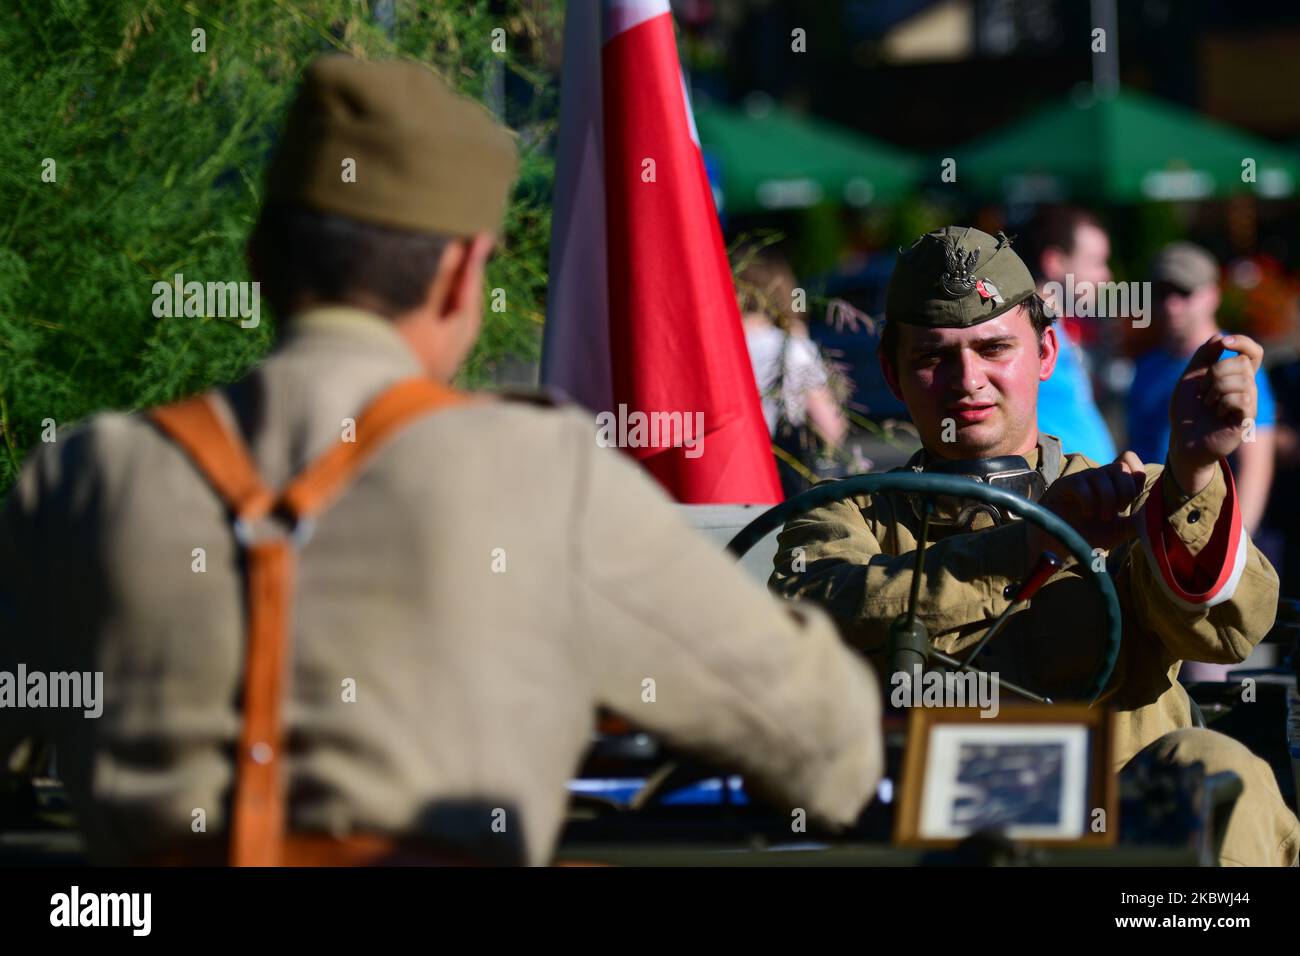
top-left (0, 0), bottom-right (559, 491)
top-left (887, 195), bottom-right (956, 249)
top-left (788, 202), bottom-right (843, 278)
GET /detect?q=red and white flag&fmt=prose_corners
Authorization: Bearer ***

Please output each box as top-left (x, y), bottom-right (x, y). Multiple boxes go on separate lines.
top-left (542, 0), bottom-right (782, 504)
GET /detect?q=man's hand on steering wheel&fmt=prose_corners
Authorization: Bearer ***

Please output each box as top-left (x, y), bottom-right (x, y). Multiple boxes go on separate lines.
top-left (1027, 451), bottom-right (1147, 557)
top-left (731, 471), bottom-right (1126, 703)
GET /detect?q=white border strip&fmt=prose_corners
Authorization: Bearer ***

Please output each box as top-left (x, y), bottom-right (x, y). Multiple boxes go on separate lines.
top-left (603, 0), bottom-right (671, 42)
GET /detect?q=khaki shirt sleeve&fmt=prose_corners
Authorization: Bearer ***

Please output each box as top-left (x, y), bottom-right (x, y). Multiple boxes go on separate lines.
top-left (1, 424), bottom-right (113, 765)
top-left (1122, 462), bottom-right (1278, 664)
top-left (567, 416), bottom-right (882, 830)
top-left (768, 494), bottom-right (1035, 655)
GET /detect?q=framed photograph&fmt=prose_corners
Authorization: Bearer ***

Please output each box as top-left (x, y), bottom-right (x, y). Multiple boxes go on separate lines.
top-left (894, 705), bottom-right (1117, 848)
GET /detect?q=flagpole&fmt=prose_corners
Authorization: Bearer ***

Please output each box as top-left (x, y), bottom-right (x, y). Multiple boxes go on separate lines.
top-left (1091, 0), bottom-right (1119, 98)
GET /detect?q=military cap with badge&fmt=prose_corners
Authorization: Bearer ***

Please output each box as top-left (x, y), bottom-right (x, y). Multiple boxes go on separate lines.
top-left (886, 225), bottom-right (1039, 330)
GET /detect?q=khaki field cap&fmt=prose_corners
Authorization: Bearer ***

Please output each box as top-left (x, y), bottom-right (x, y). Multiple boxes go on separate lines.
top-left (886, 226), bottom-right (1036, 328)
top-left (1149, 242), bottom-right (1219, 293)
top-left (266, 55), bottom-right (519, 236)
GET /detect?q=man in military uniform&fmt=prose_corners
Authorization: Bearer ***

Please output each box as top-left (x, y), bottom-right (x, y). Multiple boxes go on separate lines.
top-left (771, 226), bottom-right (1299, 866)
top-left (0, 56), bottom-right (884, 865)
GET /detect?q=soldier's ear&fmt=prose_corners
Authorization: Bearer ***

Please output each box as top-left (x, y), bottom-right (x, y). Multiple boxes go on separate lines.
top-left (435, 233), bottom-right (495, 322)
top-left (1038, 325), bottom-right (1059, 382)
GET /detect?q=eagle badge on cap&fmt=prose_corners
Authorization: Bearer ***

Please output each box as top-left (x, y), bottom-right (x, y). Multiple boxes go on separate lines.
top-left (939, 241), bottom-right (980, 298)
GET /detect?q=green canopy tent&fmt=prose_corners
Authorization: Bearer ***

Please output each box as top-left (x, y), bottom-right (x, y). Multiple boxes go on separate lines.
top-left (693, 101), bottom-right (922, 215)
top-left (949, 89), bottom-right (1299, 204)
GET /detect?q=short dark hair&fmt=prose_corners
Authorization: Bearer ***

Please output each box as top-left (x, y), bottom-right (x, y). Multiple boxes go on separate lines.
top-left (1017, 206), bottom-right (1104, 282)
top-left (878, 293), bottom-right (1054, 371)
top-left (250, 203), bottom-right (451, 319)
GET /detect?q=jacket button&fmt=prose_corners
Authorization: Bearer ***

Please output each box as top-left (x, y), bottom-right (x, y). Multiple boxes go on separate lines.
top-left (1187, 510), bottom-right (1201, 524)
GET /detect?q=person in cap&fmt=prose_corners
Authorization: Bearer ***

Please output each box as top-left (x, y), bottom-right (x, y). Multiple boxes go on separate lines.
top-left (0, 55), bottom-right (884, 865)
top-left (1128, 242), bottom-right (1276, 536)
top-left (770, 225), bottom-right (1298, 866)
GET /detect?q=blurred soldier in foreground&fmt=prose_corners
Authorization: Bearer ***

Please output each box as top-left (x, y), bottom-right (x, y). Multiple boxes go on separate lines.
top-left (771, 226), bottom-right (1298, 866)
top-left (0, 56), bottom-right (882, 865)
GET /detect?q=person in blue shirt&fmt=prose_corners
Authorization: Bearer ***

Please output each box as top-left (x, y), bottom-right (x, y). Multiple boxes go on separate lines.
top-left (1019, 207), bottom-right (1119, 463)
top-left (1265, 357), bottom-right (1300, 596)
top-left (1128, 242), bottom-right (1276, 535)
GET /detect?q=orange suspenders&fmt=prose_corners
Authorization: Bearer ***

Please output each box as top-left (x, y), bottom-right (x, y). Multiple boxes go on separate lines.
top-left (148, 377), bottom-right (470, 866)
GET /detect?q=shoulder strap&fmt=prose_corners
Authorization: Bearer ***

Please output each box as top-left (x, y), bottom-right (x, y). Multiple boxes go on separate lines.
top-left (148, 376), bottom-right (471, 865)
top-left (149, 396), bottom-right (274, 521)
top-left (150, 395), bottom-right (286, 866)
top-left (280, 378), bottom-right (470, 521)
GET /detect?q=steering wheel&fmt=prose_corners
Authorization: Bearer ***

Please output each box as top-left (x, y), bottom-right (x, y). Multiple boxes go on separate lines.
top-left (725, 472), bottom-right (1122, 705)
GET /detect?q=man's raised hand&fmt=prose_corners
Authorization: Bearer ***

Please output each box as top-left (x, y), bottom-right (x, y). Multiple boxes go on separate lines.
top-left (1167, 333), bottom-right (1261, 495)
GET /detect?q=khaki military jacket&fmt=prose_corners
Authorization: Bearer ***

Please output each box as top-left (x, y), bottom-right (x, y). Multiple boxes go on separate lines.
top-left (769, 439), bottom-right (1280, 767)
top-left (0, 307), bottom-right (883, 865)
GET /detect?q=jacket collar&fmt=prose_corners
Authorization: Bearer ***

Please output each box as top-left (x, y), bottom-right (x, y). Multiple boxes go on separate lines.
top-left (276, 305), bottom-right (423, 374)
top-left (905, 434), bottom-right (1064, 486)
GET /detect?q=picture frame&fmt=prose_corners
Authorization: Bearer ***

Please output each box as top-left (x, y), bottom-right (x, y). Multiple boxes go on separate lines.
top-left (894, 705), bottom-right (1117, 848)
